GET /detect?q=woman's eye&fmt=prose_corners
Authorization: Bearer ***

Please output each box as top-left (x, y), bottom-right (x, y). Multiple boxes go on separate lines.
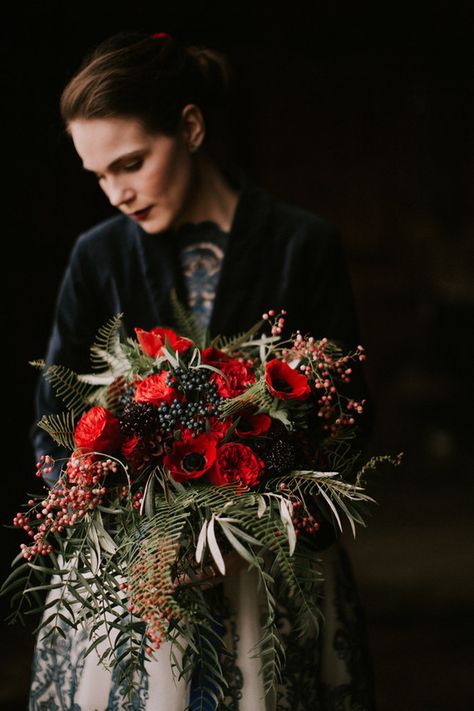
top-left (123, 160), bottom-right (143, 172)
top-left (93, 160), bottom-right (143, 181)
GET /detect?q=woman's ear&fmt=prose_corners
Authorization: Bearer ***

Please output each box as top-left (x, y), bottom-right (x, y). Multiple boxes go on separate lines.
top-left (180, 103), bottom-right (206, 152)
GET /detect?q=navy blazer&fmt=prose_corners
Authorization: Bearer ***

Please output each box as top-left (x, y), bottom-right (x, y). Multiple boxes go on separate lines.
top-left (31, 168), bottom-right (374, 482)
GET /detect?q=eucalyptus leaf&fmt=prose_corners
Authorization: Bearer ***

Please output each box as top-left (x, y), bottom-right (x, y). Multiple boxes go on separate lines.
top-left (218, 522), bottom-right (255, 565)
top-left (195, 520), bottom-right (208, 563)
top-left (206, 516), bottom-right (225, 575)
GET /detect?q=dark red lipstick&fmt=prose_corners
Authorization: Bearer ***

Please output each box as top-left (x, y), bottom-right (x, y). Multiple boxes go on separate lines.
top-left (130, 206), bottom-right (152, 221)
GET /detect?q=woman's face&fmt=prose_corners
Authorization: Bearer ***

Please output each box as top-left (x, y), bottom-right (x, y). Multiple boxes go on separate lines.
top-left (68, 111), bottom-right (200, 234)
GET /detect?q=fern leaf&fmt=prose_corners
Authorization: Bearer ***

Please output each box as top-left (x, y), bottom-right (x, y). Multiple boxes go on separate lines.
top-left (32, 362), bottom-right (96, 416)
top-left (209, 317), bottom-right (265, 352)
top-left (90, 313), bottom-right (125, 372)
top-left (169, 287), bottom-right (206, 346)
top-left (37, 411), bottom-right (76, 450)
top-left (219, 379), bottom-right (272, 419)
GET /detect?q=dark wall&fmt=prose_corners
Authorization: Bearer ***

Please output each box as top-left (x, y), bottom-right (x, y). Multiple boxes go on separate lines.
top-left (2, 4), bottom-right (473, 709)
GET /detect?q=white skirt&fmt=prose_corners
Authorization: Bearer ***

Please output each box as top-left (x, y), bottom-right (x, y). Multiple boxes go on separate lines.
top-left (28, 543), bottom-right (376, 710)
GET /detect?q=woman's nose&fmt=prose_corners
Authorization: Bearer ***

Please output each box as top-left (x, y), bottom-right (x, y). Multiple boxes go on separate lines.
top-left (104, 179), bottom-right (134, 208)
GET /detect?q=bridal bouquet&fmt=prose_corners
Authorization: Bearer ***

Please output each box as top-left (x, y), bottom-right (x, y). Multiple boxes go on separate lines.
top-left (2, 289), bottom-right (401, 705)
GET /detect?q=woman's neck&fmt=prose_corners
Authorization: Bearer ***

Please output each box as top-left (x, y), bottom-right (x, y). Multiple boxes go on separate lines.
top-left (174, 153), bottom-right (241, 234)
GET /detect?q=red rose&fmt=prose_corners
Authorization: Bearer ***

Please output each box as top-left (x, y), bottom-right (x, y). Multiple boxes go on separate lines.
top-left (74, 406), bottom-right (123, 454)
top-left (208, 443), bottom-right (265, 488)
top-left (265, 359), bottom-right (311, 401)
top-left (235, 411), bottom-right (272, 437)
top-left (163, 432), bottom-right (219, 483)
top-left (134, 372), bottom-right (178, 407)
top-left (211, 359), bottom-right (256, 398)
top-left (135, 326), bottom-right (194, 358)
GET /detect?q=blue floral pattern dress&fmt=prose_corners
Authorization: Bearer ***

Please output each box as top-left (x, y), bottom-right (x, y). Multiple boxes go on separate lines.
top-left (28, 221), bottom-right (376, 711)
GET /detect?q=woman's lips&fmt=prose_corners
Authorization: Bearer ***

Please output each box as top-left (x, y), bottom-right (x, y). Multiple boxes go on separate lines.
top-left (130, 206), bottom-right (153, 221)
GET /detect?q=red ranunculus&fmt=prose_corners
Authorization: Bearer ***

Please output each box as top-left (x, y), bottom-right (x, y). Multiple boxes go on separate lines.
top-left (265, 359), bottom-right (311, 401)
top-left (134, 372), bottom-right (179, 407)
top-left (163, 432), bottom-right (219, 483)
top-left (74, 406), bottom-right (123, 454)
top-left (135, 326), bottom-right (194, 357)
top-left (235, 411), bottom-right (272, 437)
top-left (211, 359), bottom-right (256, 398)
top-left (208, 443), bottom-right (265, 488)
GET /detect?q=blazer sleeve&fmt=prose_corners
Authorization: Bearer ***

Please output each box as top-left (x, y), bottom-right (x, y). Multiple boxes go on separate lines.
top-left (30, 234), bottom-right (105, 486)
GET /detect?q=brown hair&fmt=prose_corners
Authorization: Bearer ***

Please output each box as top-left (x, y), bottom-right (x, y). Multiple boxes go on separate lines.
top-left (60, 30), bottom-right (231, 150)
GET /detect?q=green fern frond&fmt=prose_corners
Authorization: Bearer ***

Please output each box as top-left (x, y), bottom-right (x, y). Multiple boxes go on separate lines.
top-left (90, 313), bottom-right (125, 372)
top-left (355, 452), bottom-right (404, 487)
top-left (37, 411), bottom-right (76, 450)
top-left (219, 379), bottom-right (273, 419)
top-left (31, 361), bottom-right (96, 416)
top-left (209, 318), bottom-right (265, 352)
top-left (169, 287), bottom-right (206, 346)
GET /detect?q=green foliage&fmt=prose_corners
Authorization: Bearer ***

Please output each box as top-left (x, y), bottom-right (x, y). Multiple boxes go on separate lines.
top-left (36, 411), bottom-right (76, 450)
top-left (30, 360), bottom-right (96, 417)
top-left (90, 313), bottom-right (126, 372)
top-left (209, 317), bottom-right (266, 352)
top-left (2, 458), bottom-right (384, 705)
top-left (219, 379), bottom-right (273, 419)
top-left (169, 287), bottom-right (207, 348)
top-left (355, 452), bottom-right (404, 487)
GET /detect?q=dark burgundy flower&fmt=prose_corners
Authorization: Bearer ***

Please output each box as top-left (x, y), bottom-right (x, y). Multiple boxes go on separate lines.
top-left (122, 432), bottom-right (165, 475)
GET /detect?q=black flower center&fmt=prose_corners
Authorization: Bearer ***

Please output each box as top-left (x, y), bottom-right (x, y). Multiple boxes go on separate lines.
top-left (272, 378), bottom-right (293, 393)
top-left (183, 451), bottom-right (206, 472)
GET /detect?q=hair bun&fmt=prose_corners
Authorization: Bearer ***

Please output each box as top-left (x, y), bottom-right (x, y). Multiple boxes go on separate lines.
top-left (186, 45), bottom-right (230, 107)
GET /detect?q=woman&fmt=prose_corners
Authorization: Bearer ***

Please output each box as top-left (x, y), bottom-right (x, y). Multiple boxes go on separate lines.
top-left (29, 30), bottom-right (376, 710)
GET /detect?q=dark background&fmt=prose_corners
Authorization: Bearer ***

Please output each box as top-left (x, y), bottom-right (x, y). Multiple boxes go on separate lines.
top-left (2, 3), bottom-right (473, 710)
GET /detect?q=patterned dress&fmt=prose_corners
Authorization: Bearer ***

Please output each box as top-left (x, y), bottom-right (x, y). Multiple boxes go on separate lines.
top-left (28, 221), bottom-right (376, 711)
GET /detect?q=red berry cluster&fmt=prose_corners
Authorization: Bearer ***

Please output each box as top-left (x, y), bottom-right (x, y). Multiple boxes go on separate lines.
top-left (290, 498), bottom-right (320, 537)
top-left (119, 486), bottom-right (144, 510)
top-left (281, 336), bottom-right (367, 436)
top-left (262, 308), bottom-right (287, 336)
top-left (14, 453), bottom-right (119, 561)
top-left (125, 543), bottom-right (185, 656)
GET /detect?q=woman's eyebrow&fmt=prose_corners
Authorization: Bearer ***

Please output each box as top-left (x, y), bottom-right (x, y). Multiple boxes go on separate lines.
top-left (82, 150), bottom-right (144, 173)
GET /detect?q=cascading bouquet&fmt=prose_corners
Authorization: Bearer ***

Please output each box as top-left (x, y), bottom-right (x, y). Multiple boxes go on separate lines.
top-left (2, 289), bottom-right (401, 706)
